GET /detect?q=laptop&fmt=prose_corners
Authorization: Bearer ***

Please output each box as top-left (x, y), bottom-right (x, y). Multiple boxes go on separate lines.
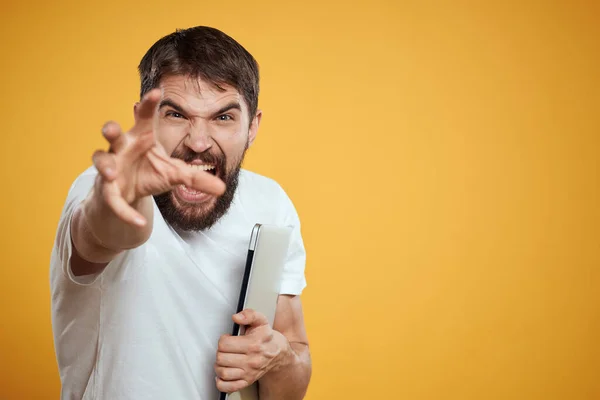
top-left (219, 223), bottom-right (293, 400)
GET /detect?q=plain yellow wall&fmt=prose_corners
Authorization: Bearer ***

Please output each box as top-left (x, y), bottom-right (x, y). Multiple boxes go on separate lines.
top-left (1, 0), bottom-right (598, 399)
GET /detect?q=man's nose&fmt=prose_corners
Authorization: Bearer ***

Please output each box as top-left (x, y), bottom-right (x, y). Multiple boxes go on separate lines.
top-left (184, 122), bottom-right (213, 153)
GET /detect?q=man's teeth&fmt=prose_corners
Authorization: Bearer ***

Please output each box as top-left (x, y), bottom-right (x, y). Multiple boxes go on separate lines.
top-left (179, 185), bottom-right (203, 193)
top-left (188, 164), bottom-right (215, 171)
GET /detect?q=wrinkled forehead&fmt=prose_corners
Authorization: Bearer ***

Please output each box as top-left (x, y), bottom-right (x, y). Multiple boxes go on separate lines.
top-left (159, 74), bottom-right (248, 114)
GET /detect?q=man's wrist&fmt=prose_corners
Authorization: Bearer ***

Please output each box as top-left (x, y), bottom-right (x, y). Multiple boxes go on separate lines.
top-left (81, 193), bottom-right (117, 250)
top-left (82, 185), bottom-right (152, 251)
top-left (269, 331), bottom-right (296, 374)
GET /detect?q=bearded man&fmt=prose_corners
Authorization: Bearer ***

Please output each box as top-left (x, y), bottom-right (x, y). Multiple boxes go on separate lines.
top-left (50, 26), bottom-right (311, 400)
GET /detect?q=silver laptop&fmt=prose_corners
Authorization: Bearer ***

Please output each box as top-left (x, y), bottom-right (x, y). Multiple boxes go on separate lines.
top-left (219, 223), bottom-right (293, 400)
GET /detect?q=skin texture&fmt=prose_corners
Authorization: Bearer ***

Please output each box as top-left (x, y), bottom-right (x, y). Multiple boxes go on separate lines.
top-left (69, 75), bottom-right (311, 398)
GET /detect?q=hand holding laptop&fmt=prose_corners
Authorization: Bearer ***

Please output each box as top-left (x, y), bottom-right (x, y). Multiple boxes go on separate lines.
top-left (215, 309), bottom-right (290, 393)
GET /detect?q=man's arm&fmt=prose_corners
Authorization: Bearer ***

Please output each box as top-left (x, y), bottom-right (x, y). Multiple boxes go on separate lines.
top-left (70, 182), bottom-right (153, 275)
top-left (67, 90), bottom-right (225, 277)
top-left (258, 295), bottom-right (312, 399)
top-left (214, 295), bottom-right (312, 399)
top-left (69, 122), bottom-right (154, 276)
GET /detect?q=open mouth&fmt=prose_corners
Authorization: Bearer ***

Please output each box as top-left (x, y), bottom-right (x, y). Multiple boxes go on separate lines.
top-left (188, 163), bottom-right (217, 176)
top-left (173, 162), bottom-right (220, 204)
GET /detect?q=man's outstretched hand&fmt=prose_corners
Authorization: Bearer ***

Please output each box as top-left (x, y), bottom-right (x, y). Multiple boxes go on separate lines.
top-left (91, 88), bottom-right (225, 227)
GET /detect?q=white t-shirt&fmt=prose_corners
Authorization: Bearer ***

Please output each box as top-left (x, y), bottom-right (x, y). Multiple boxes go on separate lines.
top-left (49, 166), bottom-right (307, 400)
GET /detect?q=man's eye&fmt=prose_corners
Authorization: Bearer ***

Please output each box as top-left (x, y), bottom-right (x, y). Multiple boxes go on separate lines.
top-left (217, 114), bottom-right (233, 121)
top-left (167, 111), bottom-right (184, 119)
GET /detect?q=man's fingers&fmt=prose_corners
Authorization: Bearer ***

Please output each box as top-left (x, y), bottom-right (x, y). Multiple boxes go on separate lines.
top-left (92, 150), bottom-right (117, 181)
top-left (234, 309), bottom-right (269, 328)
top-left (136, 88), bottom-right (162, 119)
top-left (101, 182), bottom-right (147, 227)
top-left (170, 158), bottom-right (226, 196)
top-left (214, 366), bottom-right (245, 382)
top-left (130, 88), bottom-right (162, 135)
top-left (217, 335), bottom-right (252, 355)
top-left (216, 378), bottom-right (249, 394)
top-left (101, 121), bottom-right (126, 153)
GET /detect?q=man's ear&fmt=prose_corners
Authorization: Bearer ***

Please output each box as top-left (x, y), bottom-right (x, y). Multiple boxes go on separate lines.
top-left (133, 102), bottom-right (140, 119)
top-left (248, 110), bottom-right (262, 146)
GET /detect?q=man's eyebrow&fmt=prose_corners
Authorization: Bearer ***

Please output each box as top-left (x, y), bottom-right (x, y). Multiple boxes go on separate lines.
top-left (158, 99), bottom-right (186, 113)
top-left (212, 102), bottom-right (242, 117)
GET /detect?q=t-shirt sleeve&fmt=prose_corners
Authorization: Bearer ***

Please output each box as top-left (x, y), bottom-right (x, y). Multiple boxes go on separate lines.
top-left (52, 168), bottom-right (101, 286)
top-left (278, 186), bottom-right (308, 296)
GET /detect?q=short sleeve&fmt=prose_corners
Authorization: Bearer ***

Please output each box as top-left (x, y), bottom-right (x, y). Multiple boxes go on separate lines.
top-left (278, 187), bottom-right (307, 295)
top-left (52, 167), bottom-right (100, 286)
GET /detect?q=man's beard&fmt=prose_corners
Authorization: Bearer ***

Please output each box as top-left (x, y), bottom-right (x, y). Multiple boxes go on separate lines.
top-left (153, 146), bottom-right (246, 232)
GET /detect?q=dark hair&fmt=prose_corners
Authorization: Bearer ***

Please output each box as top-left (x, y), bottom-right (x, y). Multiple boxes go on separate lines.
top-left (138, 26), bottom-right (260, 118)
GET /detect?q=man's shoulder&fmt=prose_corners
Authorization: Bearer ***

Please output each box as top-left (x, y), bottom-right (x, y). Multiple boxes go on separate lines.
top-left (54, 166), bottom-right (99, 212)
top-left (73, 165), bottom-right (98, 181)
top-left (238, 168), bottom-right (287, 197)
top-left (66, 166), bottom-right (98, 194)
top-left (234, 169), bottom-right (298, 222)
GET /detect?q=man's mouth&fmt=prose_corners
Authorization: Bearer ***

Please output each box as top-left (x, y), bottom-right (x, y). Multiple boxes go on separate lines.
top-left (187, 161), bottom-right (218, 176)
top-left (172, 162), bottom-right (220, 204)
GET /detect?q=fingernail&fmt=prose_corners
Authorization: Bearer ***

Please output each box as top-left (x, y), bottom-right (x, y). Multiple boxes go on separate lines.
top-left (105, 168), bottom-right (114, 176)
top-left (134, 217), bottom-right (145, 226)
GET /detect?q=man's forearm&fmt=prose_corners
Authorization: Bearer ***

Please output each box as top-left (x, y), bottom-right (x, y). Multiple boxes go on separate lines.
top-left (258, 339), bottom-right (312, 400)
top-left (72, 185), bottom-right (153, 264)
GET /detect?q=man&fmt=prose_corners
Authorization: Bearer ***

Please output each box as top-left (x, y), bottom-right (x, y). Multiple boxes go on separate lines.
top-left (50, 26), bottom-right (311, 400)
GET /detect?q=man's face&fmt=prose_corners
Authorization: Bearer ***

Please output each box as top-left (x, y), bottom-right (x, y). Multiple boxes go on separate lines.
top-left (147, 75), bottom-right (260, 231)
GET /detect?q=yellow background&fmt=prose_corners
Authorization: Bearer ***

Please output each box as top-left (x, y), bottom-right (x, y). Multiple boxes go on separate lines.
top-left (1, 0), bottom-right (598, 399)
